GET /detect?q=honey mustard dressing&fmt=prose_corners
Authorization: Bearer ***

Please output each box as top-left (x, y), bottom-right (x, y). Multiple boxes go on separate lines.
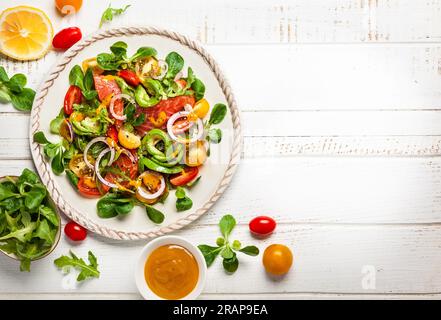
top-left (144, 244), bottom-right (199, 300)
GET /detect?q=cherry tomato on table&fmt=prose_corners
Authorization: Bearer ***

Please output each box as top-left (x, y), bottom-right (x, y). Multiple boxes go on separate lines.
top-left (117, 70), bottom-right (141, 87)
top-left (170, 167), bottom-right (199, 186)
top-left (52, 27), bottom-right (82, 50)
top-left (249, 216), bottom-right (276, 236)
top-left (262, 244), bottom-right (293, 276)
top-left (63, 85), bottom-right (82, 115)
top-left (64, 221), bottom-right (87, 241)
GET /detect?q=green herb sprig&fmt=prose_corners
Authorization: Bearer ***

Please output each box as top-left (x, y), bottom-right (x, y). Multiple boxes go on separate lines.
top-left (0, 66), bottom-right (35, 111)
top-left (54, 251), bottom-right (100, 282)
top-left (198, 214), bottom-right (259, 273)
top-left (99, 4), bottom-right (130, 28)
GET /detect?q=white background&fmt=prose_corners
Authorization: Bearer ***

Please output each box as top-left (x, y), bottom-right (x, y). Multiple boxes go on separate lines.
top-left (1, 0), bottom-right (441, 299)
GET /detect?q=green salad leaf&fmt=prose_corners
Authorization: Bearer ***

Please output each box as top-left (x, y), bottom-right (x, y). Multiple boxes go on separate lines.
top-left (97, 193), bottom-right (135, 218)
top-left (175, 187), bottom-right (193, 212)
top-left (198, 214), bottom-right (259, 274)
top-left (54, 251), bottom-right (100, 282)
top-left (0, 66), bottom-right (35, 111)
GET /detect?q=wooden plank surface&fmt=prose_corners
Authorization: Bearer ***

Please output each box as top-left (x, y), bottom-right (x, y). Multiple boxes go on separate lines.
top-left (0, 224), bottom-right (440, 294)
top-left (2, 157), bottom-right (441, 225)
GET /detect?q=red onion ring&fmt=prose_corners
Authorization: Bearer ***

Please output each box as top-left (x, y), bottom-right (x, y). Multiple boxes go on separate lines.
top-left (167, 111), bottom-right (204, 144)
top-left (95, 148), bottom-right (118, 189)
top-left (137, 171), bottom-right (166, 200)
top-left (109, 93), bottom-right (135, 121)
top-left (83, 137), bottom-right (115, 170)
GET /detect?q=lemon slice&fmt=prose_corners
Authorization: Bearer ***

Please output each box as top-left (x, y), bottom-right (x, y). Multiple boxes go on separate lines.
top-left (0, 6), bottom-right (53, 61)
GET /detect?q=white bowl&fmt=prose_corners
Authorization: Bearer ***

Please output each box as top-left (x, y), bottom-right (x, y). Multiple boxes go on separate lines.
top-left (135, 235), bottom-right (207, 300)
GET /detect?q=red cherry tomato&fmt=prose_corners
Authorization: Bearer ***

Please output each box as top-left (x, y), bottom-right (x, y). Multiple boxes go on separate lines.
top-left (117, 70), bottom-right (141, 87)
top-left (170, 167), bottom-right (199, 186)
top-left (52, 27), bottom-right (82, 50)
top-left (106, 125), bottom-right (118, 142)
top-left (249, 216), bottom-right (276, 236)
top-left (63, 85), bottom-right (82, 115)
top-left (64, 221), bottom-right (87, 241)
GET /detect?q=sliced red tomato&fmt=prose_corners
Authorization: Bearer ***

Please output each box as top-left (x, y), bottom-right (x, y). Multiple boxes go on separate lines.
top-left (64, 85), bottom-right (82, 115)
top-left (77, 176), bottom-right (101, 197)
top-left (170, 167), bottom-right (199, 186)
top-left (136, 95), bottom-right (195, 135)
top-left (106, 125), bottom-right (118, 142)
top-left (100, 153), bottom-right (138, 193)
top-left (117, 70), bottom-right (140, 86)
top-left (93, 74), bottom-right (124, 128)
top-left (116, 152), bottom-right (138, 180)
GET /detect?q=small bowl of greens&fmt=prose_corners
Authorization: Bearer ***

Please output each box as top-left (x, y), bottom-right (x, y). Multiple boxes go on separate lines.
top-left (0, 169), bottom-right (61, 271)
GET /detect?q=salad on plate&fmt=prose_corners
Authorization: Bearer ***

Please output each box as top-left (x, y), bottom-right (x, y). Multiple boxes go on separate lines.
top-left (34, 41), bottom-right (227, 224)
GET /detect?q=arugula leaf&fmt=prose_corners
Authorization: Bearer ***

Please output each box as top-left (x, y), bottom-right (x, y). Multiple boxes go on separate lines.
top-left (145, 205), bottom-right (165, 224)
top-left (99, 4), bottom-right (131, 28)
top-left (0, 67), bottom-right (9, 82)
top-left (54, 251), bottom-right (100, 282)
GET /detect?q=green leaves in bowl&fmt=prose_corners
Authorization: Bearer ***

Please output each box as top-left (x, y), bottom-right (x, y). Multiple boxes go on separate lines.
top-left (0, 169), bottom-right (60, 271)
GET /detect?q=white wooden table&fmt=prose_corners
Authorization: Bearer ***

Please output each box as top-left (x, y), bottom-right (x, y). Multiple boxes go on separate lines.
top-left (1, 0), bottom-right (441, 300)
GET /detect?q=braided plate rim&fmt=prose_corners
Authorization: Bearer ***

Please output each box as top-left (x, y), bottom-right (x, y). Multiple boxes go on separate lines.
top-left (29, 27), bottom-right (242, 241)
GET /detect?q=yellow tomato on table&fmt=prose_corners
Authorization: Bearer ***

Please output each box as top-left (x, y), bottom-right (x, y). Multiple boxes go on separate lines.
top-left (55, 0), bottom-right (83, 15)
top-left (262, 244), bottom-right (293, 276)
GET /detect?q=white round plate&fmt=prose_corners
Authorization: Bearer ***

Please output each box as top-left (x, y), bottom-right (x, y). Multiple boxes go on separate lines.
top-left (29, 27), bottom-right (241, 240)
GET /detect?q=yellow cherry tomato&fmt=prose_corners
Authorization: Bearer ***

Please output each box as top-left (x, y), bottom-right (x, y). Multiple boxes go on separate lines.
top-left (192, 99), bottom-right (210, 119)
top-left (185, 141), bottom-right (207, 167)
top-left (118, 129), bottom-right (141, 149)
top-left (55, 0), bottom-right (83, 15)
top-left (82, 57), bottom-right (103, 74)
top-left (69, 154), bottom-right (94, 177)
top-left (262, 244), bottom-right (293, 276)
